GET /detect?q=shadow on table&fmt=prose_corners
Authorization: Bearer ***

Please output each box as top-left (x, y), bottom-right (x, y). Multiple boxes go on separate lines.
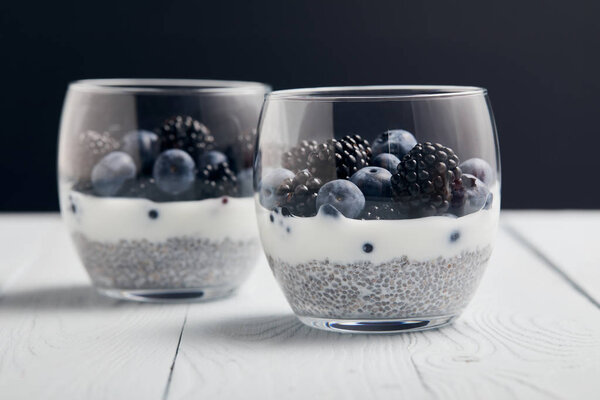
top-left (0, 284), bottom-right (146, 311)
top-left (190, 313), bottom-right (401, 345)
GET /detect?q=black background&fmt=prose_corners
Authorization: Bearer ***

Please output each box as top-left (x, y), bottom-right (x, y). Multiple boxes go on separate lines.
top-left (1, 0), bottom-right (599, 210)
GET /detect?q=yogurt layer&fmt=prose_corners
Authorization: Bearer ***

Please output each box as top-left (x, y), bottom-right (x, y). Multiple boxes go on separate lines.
top-left (256, 190), bottom-right (499, 265)
top-left (63, 190), bottom-right (258, 242)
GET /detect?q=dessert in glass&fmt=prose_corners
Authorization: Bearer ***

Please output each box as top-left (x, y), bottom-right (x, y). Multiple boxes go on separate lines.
top-left (58, 79), bottom-right (270, 302)
top-left (254, 86), bottom-right (500, 333)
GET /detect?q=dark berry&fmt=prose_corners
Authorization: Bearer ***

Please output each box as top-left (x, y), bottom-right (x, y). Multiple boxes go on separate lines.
top-left (450, 231), bottom-right (460, 242)
top-left (373, 153), bottom-right (401, 173)
top-left (153, 149), bottom-right (195, 195)
top-left (350, 167), bottom-right (392, 201)
top-left (148, 209), bottom-right (159, 219)
top-left (307, 135), bottom-right (371, 181)
top-left (316, 179), bottom-right (365, 218)
top-left (363, 243), bottom-right (374, 253)
top-left (318, 203), bottom-right (341, 218)
top-left (460, 158), bottom-right (494, 186)
top-left (196, 154), bottom-right (238, 199)
top-left (270, 214), bottom-right (275, 223)
top-left (259, 168), bottom-right (295, 209)
top-left (372, 129), bottom-right (417, 159)
top-left (276, 170), bottom-right (323, 217)
top-left (91, 151), bottom-right (137, 196)
top-left (450, 173), bottom-right (492, 216)
top-left (157, 115), bottom-right (214, 159)
top-left (281, 140), bottom-right (319, 172)
top-left (391, 142), bottom-right (462, 218)
top-left (121, 130), bottom-right (160, 174)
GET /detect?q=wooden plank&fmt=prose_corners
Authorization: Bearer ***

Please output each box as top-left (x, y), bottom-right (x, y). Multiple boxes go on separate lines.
top-left (503, 210), bottom-right (600, 306)
top-left (0, 214), bottom-right (58, 292)
top-left (0, 218), bottom-right (188, 400)
top-left (167, 224), bottom-right (600, 400)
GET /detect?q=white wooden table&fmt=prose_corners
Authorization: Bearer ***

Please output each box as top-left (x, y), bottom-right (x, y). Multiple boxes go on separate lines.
top-left (1, 212), bottom-right (599, 399)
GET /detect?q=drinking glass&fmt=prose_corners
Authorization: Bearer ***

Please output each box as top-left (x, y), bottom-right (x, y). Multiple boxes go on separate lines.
top-left (254, 86), bottom-right (500, 333)
top-left (58, 79), bottom-right (270, 302)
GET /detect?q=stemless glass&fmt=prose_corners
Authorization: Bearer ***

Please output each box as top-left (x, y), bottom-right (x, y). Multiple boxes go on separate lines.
top-left (254, 86), bottom-right (500, 333)
top-left (58, 79), bottom-right (270, 302)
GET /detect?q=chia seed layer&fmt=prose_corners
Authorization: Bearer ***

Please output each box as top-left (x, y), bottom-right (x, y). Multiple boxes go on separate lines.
top-left (72, 232), bottom-right (260, 290)
top-left (267, 246), bottom-right (492, 319)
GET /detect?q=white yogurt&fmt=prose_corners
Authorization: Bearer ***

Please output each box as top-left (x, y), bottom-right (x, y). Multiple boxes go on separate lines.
top-left (256, 190), bottom-right (499, 264)
top-left (62, 190), bottom-right (258, 242)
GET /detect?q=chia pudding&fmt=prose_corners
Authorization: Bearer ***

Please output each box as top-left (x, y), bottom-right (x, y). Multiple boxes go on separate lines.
top-left (258, 204), bottom-right (497, 319)
top-left (63, 191), bottom-right (260, 294)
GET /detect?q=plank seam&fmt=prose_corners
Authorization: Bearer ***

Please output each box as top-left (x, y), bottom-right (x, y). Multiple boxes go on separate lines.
top-left (503, 223), bottom-right (600, 309)
top-left (163, 306), bottom-right (189, 400)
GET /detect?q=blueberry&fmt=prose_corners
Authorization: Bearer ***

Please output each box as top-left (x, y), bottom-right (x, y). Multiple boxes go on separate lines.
top-left (362, 243), bottom-right (374, 253)
top-left (258, 168), bottom-right (295, 209)
top-left (372, 129), bottom-right (417, 159)
top-left (350, 167), bottom-right (392, 201)
top-left (197, 150), bottom-right (228, 171)
top-left (316, 179), bottom-right (365, 218)
top-left (318, 203), bottom-right (341, 218)
top-left (91, 151), bottom-right (137, 196)
top-left (121, 130), bottom-right (160, 174)
top-left (450, 231), bottom-right (460, 242)
top-left (460, 158), bottom-right (494, 186)
top-left (462, 174), bottom-right (492, 215)
top-left (153, 149), bottom-right (196, 195)
top-left (372, 153), bottom-right (401, 173)
top-left (148, 209), bottom-right (159, 219)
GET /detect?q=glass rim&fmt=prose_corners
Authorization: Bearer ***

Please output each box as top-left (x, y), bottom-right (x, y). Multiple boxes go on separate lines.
top-left (68, 79), bottom-right (271, 95)
top-left (267, 85), bottom-right (487, 101)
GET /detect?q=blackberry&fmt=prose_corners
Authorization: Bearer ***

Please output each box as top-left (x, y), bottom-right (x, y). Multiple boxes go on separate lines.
top-left (306, 134), bottom-right (371, 181)
top-left (360, 202), bottom-right (400, 220)
top-left (281, 140), bottom-right (319, 172)
top-left (157, 115), bottom-right (215, 159)
top-left (196, 160), bottom-right (238, 198)
top-left (275, 170), bottom-right (323, 217)
top-left (391, 142), bottom-right (462, 218)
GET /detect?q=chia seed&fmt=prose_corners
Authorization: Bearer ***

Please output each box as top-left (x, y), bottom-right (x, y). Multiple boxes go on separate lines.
top-left (266, 246), bottom-right (492, 319)
top-left (72, 232), bottom-right (260, 290)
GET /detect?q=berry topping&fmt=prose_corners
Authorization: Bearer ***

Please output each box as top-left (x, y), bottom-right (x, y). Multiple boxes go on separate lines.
top-left (350, 167), bottom-right (392, 201)
top-left (372, 129), bottom-right (417, 159)
top-left (281, 140), bottom-right (319, 172)
top-left (157, 115), bottom-right (214, 159)
top-left (316, 179), bottom-right (365, 218)
top-left (196, 153), bottom-right (238, 198)
top-left (362, 243), bottom-right (374, 253)
top-left (307, 135), bottom-right (371, 181)
top-left (372, 153), bottom-right (401, 173)
top-left (450, 173), bottom-right (492, 216)
top-left (91, 151), bottom-right (137, 196)
top-left (460, 158), bottom-right (494, 186)
top-left (318, 203), bottom-right (342, 218)
top-left (259, 168), bottom-right (295, 209)
top-left (148, 209), bottom-right (159, 219)
top-left (153, 149), bottom-right (195, 195)
top-left (276, 170), bottom-right (323, 217)
top-left (391, 142), bottom-right (462, 218)
top-left (121, 130), bottom-right (160, 174)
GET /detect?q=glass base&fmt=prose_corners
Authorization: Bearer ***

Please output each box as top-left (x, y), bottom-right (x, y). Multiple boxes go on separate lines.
top-left (97, 285), bottom-right (238, 303)
top-left (298, 314), bottom-right (458, 334)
